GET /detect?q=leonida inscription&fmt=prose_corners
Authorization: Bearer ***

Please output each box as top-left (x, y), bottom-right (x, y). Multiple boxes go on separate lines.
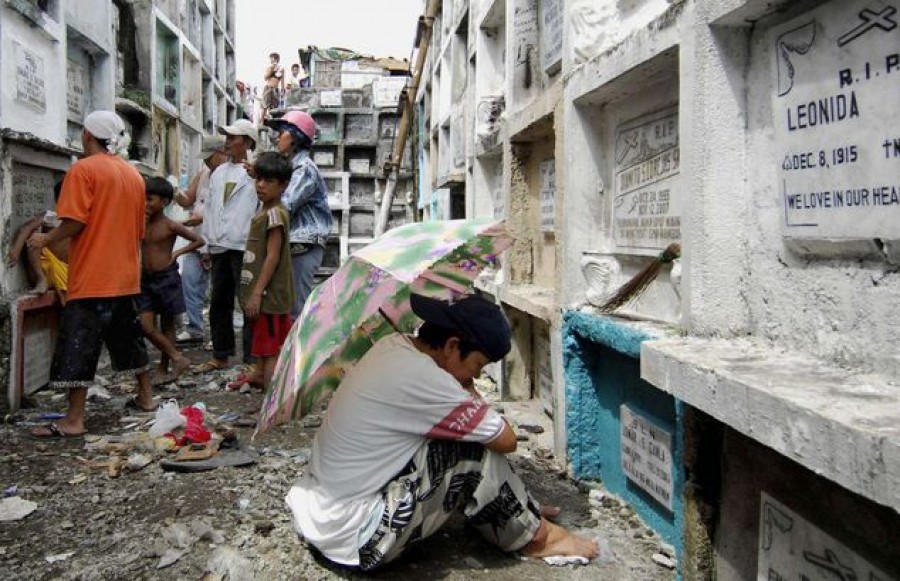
top-left (757, 493), bottom-right (892, 581)
top-left (773, 0), bottom-right (900, 240)
top-left (613, 108), bottom-right (680, 251)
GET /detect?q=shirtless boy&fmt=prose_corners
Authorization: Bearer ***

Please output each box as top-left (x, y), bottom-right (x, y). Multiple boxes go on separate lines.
top-left (140, 177), bottom-right (204, 383)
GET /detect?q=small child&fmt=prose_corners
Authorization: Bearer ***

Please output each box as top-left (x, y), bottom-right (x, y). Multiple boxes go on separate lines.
top-left (6, 178), bottom-right (70, 304)
top-left (238, 151), bottom-right (295, 389)
top-left (140, 177), bottom-right (204, 383)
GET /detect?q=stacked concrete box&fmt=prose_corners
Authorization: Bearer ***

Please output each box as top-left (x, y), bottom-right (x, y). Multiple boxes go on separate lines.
top-left (416, 0), bottom-right (900, 577)
top-left (282, 53), bottom-right (413, 268)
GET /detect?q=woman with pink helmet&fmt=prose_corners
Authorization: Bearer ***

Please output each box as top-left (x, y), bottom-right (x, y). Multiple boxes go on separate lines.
top-left (265, 110), bottom-right (333, 318)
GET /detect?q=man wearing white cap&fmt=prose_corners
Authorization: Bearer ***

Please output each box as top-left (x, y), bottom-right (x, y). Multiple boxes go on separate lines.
top-left (174, 135), bottom-right (227, 343)
top-left (196, 119), bottom-right (259, 372)
top-left (28, 110), bottom-right (153, 437)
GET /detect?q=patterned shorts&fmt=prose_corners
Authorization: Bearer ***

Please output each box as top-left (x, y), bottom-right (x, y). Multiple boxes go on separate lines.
top-left (356, 440), bottom-right (542, 570)
top-left (50, 296), bottom-right (149, 388)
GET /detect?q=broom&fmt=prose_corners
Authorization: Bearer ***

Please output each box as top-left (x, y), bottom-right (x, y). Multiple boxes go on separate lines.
top-left (598, 243), bottom-right (681, 313)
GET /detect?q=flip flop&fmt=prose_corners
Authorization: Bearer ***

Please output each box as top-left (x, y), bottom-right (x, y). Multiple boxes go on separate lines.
top-left (159, 449), bottom-right (257, 473)
top-left (30, 422), bottom-right (85, 440)
top-left (226, 373), bottom-right (264, 391)
top-left (191, 359), bottom-right (229, 374)
top-left (125, 397), bottom-right (156, 413)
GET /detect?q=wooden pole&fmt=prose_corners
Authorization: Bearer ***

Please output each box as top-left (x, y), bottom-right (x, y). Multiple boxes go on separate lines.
top-left (374, 0), bottom-right (440, 237)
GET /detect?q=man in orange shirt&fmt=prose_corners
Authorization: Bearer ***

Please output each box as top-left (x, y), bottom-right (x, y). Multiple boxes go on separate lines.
top-left (28, 110), bottom-right (153, 438)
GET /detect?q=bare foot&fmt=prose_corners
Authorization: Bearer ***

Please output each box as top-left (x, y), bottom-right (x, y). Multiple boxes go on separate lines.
top-left (171, 356), bottom-right (191, 379)
top-left (522, 520), bottom-right (600, 560)
top-left (31, 419), bottom-right (85, 438)
top-left (26, 281), bottom-right (49, 295)
top-left (540, 505), bottom-right (562, 519)
top-left (156, 363), bottom-right (169, 376)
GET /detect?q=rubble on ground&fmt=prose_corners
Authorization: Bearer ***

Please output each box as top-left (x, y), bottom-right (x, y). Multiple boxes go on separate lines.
top-left (0, 348), bottom-right (674, 580)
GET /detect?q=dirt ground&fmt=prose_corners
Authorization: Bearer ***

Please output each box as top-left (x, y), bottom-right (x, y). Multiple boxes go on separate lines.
top-left (0, 342), bottom-right (676, 580)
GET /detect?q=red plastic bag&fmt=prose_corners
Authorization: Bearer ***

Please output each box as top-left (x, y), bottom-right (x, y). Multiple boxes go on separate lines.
top-left (180, 405), bottom-right (210, 443)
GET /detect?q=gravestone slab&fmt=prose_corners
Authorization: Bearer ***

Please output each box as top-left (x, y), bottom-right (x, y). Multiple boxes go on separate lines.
top-left (320, 90), bottom-right (342, 107)
top-left (613, 108), bottom-right (681, 251)
top-left (15, 41), bottom-right (46, 112)
top-left (513, 0), bottom-right (539, 90)
top-left (541, 0), bottom-right (563, 74)
top-left (8, 294), bottom-right (60, 410)
top-left (773, 0), bottom-right (900, 241)
top-left (373, 77), bottom-right (407, 108)
top-left (10, 163), bottom-right (60, 237)
top-left (757, 493), bottom-right (890, 581)
top-left (620, 404), bottom-right (674, 510)
top-left (313, 151), bottom-right (335, 167)
top-left (67, 59), bottom-right (86, 121)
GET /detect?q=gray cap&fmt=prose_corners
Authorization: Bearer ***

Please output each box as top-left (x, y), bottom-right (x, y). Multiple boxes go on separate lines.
top-left (198, 135), bottom-right (226, 158)
top-left (217, 119), bottom-right (258, 145)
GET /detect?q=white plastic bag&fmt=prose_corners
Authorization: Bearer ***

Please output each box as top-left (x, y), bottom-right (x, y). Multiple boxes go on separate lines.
top-left (149, 399), bottom-right (186, 437)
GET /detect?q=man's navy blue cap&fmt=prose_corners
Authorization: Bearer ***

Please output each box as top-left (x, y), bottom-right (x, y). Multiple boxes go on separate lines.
top-left (410, 293), bottom-right (512, 362)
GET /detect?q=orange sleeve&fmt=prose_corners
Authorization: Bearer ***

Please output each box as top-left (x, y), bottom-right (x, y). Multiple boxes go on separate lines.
top-left (57, 163), bottom-right (92, 225)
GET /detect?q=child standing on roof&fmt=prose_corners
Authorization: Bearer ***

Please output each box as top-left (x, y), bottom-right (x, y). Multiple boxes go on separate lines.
top-left (140, 177), bottom-right (205, 383)
top-left (238, 152), bottom-right (295, 389)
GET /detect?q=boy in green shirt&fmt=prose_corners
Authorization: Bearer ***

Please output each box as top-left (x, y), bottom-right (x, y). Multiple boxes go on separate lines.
top-left (239, 152), bottom-right (295, 388)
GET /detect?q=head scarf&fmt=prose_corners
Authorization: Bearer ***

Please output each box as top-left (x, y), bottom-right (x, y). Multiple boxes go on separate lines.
top-left (84, 111), bottom-right (131, 158)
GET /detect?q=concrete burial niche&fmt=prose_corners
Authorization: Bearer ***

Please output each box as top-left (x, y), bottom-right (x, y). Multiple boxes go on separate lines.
top-left (716, 430), bottom-right (900, 579)
top-left (565, 47), bottom-right (681, 322)
top-left (563, 312), bottom-right (683, 556)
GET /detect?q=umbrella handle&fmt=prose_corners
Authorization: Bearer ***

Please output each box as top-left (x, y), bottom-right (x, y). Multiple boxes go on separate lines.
top-left (379, 308), bottom-right (403, 334)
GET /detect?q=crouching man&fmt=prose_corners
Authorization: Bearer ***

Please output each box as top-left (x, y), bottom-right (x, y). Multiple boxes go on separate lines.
top-left (286, 293), bottom-right (599, 570)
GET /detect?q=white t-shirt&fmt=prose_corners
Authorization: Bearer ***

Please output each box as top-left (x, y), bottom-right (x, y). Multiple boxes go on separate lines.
top-left (286, 334), bottom-right (506, 566)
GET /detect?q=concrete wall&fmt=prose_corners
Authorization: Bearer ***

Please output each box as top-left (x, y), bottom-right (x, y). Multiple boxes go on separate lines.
top-left (738, 0), bottom-right (900, 376)
top-left (0, 4), bottom-right (67, 142)
top-left (419, 0), bottom-right (900, 574)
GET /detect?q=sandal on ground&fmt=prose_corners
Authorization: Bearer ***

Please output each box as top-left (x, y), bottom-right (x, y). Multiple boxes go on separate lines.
top-left (226, 373), bottom-right (264, 391)
top-left (29, 422), bottom-right (85, 440)
top-left (125, 396), bottom-right (157, 413)
top-left (191, 359), bottom-right (229, 374)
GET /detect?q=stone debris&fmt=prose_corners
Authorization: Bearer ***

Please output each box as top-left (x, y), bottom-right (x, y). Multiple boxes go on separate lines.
top-left (1, 356), bottom-right (674, 580)
top-left (157, 548), bottom-right (189, 569)
top-left (652, 552), bottom-right (677, 569)
top-left (0, 497), bottom-right (37, 522)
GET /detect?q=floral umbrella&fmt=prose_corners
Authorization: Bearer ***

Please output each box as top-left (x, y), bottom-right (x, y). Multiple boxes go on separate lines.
top-left (255, 218), bottom-right (512, 436)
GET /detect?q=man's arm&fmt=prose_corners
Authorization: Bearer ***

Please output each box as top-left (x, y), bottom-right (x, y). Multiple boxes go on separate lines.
top-left (484, 421), bottom-right (517, 454)
top-left (7, 216), bottom-right (43, 265)
top-left (169, 220), bottom-right (205, 261)
top-left (27, 218), bottom-right (85, 251)
top-left (175, 171), bottom-right (203, 208)
top-left (459, 377), bottom-right (518, 454)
